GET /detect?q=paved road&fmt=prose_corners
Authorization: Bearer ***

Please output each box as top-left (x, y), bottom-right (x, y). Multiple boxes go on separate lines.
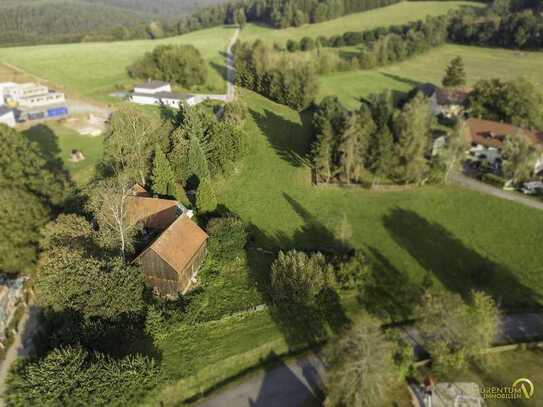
top-left (196, 312), bottom-right (543, 407)
top-left (0, 305), bottom-right (40, 405)
top-left (197, 354), bottom-right (325, 407)
top-left (450, 172), bottom-right (543, 210)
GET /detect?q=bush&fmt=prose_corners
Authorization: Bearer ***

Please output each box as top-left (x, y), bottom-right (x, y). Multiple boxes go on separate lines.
top-left (206, 216), bottom-right (248, 263)
top-left (481, 173), bottom-right (506, 188)
top-left (271, 250), bottom-right (334, 305)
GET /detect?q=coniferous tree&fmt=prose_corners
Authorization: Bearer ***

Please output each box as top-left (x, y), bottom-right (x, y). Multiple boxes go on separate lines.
top-left (442, 56), bottom-right (466, 87)
top-left (188, 134), bottom-right (211, 184)
top-left (196, 178), bottom-right (217, 214)
top-left (150, 144), bottom-right (175, 197)
top-left (392, 94), bottom-right (433, 184)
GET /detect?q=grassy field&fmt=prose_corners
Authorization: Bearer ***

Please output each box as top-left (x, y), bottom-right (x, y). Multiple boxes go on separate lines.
top-left (240, 1), bottom-right (481, 44)
top-left (217, 90), bottom-right (543, 311)
top-left (0, 26), bottom-right (235, 102)
top-left (22, 123), bottom-right (103, 184)
top-left (319, 44), bottom-right (543, 108)
top-left (425, 349), bottom-right (543, 406)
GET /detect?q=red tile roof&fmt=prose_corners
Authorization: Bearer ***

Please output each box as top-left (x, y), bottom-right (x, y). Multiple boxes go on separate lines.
top-left (138, 214), bottom-right (208, 277)
top-left (464, 118), bottom-right (543, 149)
top-left (127, 196), bottom-right (178, 230)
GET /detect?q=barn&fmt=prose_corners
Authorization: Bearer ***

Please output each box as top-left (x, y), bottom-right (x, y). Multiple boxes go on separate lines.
top-left (135, 214), bottom-right (208, 297)
top-left (127, 187), bottom-right (208, 298)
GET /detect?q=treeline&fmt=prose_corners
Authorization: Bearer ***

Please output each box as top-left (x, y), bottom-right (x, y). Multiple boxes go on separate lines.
top-left (233, 41), bottom-right (319, 111)
top-left (287, 14), bottom-right (448, 50)
top-left (177, 0), bottom-right (400, 33)
top-left (448, 9), bottom-right (543, 49)
top-left (0, 0), bottom-right (149, 46)
top-left (311, 92), bottom-right (459, 185)
top-left (285, 15), bottom-right (449, 75)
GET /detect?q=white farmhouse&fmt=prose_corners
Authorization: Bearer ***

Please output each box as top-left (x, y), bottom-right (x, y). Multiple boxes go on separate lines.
top-left (18, 91), bottom-right (65, 108)
top-left (0, 106), bottom-right (16, 128)
top-left (129, 81), bottom-right (199, 108)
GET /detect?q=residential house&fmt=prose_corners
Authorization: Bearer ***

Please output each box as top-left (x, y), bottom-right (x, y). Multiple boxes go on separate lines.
top-left (464, 118), bottom-right (543, 173)
top-left (129, 81), bottom-right (199, 108)
top-left (0, 106), bottom-right (16, 128)
top-left (18, 91), bottom-right (65, 108)
top-left (415, 83), bottom-right (469, 118)
top-left (127, 187), bottom-right (208, 298)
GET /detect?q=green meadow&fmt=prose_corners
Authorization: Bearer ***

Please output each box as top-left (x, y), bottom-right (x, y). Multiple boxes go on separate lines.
top-left (240, 1), bottom-right (482, 44)
top-left (217, 90), bottom-right (543, 310)
top-left (0, 26), bottom-right (235, 102)
top-left (23, 123), bottom-right (104, 184)
top-left (319, 44), bottom-right (543, 108)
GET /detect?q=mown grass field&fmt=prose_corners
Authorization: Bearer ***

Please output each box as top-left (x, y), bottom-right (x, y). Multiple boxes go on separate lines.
top-left (319, 44), bottom-right (543, 108)
top-left (0, 26), bottom-right (235, 102)
top-left (240, 1), bottom-right (481, 44)
top-left (217, 90), bottom-right (543, 310)
top-left (23, 123), bottom-right (103, 184)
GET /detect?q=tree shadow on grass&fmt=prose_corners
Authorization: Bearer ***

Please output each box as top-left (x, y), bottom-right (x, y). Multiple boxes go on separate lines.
top-left (383, 208), bottom-right (542, 311)
top-left (210, 61), bottom-right (228, 83)
top-left (249, 107), bottom-right (313, 168)
top-left (379, 72), bottom-right (422, 89)
top-left (245, 195), bottom-right (350, 350)
top-left (359, 246), bottom-right (426, 322)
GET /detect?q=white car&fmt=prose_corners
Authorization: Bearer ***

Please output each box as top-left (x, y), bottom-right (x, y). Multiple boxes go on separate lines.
top-left (521, 181), bottom-right (543, 195)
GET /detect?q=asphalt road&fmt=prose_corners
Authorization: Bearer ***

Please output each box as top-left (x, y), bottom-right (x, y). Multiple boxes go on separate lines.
top-left (196, 313), bottom-right (543, 407)
top-left (197, 354), bottom-right (326, 407)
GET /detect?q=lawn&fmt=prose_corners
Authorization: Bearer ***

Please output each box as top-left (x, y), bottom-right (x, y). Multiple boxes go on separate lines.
top-left (240, 1), bottom-right (482, 44)
top-left (23, 123), bottom-right (103, 184)
top-left (217, 90), bottom-right (543, 311)
top-left (319, 44), bottom-right (543, 108)
top-left (425, 349), bottom-right (543, 406)
top-left (0, 26), bottom-right (236, 102)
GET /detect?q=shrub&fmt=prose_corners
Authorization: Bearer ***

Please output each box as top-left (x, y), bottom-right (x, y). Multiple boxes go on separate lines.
top-left (481, 173), bottom-right (506, 188)
top-left (206, 216), bottom-right (248, 262)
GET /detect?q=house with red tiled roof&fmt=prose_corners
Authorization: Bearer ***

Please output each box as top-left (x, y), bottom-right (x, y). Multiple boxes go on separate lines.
top-left (127, 186), bottom-right (208, 298)
top-left (464, 118), bottom-right (543, 174)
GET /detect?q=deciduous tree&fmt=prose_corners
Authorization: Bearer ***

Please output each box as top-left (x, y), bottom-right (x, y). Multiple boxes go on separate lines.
top-left (324, 314), bottom-right (401, 407)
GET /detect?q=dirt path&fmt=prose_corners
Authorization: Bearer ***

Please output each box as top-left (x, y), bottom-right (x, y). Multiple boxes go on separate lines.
top-left (450, 172), bottom-right (543, 211)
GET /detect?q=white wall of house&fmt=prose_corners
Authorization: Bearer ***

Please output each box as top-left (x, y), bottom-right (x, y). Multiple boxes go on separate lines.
top-left (0, 111), bottom-right (16, 128)
top-left (469, 145), bottom-right (501, 164)
top-left (18, 92), bottom-right (65, 108)
top-left (129, 94), bottom-right (160, 105)
top-left (134, 84), bottom-right (172, 95)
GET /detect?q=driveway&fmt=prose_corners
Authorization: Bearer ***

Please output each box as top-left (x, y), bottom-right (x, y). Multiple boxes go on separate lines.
top-left (450, 172), bottom-right (543, 210)
top-left (190, 26), bottom-right (240, 106)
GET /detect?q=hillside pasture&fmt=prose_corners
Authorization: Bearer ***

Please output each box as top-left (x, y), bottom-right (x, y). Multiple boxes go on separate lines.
top-left (0, 26), bottom-right (235, 102)
top-left (240, 1), bottom-right (482, 44)
top-left (217, 90), bottom-right (543, 312)
top-left (319, 44), bottom-right (543, 108)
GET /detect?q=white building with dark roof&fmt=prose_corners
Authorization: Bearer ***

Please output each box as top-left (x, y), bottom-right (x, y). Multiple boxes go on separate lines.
top-left (130, 81), bottom-right (199, 108)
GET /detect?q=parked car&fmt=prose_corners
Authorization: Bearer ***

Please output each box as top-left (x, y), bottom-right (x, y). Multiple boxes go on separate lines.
top-left (521, 181), bottom-right (543, 195)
